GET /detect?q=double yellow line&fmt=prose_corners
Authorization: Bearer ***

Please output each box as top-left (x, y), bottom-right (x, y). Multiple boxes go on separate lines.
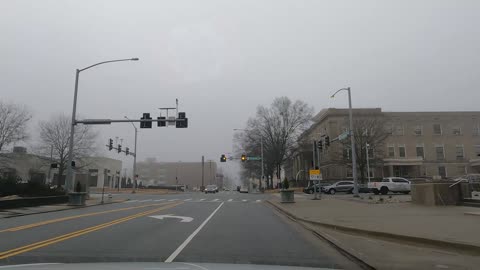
top-left (0, 202), bottom-right (182, 260)
top-left (0, 203), bottom-right (169, 233)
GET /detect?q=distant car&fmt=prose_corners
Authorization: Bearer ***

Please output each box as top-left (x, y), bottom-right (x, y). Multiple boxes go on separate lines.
top-left (368, 177), bottom-right (411, 195)
top-left (205, 185), bottom-right (218, 194)
top-left (322, 181), bottom-right (354, 195)
top-left (239, 186), bottom-right (248, 193)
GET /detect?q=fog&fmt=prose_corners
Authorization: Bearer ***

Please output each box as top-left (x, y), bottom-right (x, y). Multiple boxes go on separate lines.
top-left (1, 0), bottom-right (479, 178)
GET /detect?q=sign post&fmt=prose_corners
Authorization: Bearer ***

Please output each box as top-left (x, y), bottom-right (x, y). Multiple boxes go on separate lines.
top-left (309, 169), bottom-right (322, 200)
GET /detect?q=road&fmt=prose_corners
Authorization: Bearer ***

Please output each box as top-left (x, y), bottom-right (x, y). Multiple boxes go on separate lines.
top-left (0, 191), bottom-right (360, 269)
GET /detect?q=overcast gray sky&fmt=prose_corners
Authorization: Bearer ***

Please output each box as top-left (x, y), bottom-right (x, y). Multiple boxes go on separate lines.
top-left (1, 0), bottom-right (479, 172)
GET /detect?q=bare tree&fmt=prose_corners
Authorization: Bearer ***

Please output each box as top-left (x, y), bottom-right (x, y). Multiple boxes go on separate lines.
top-left (236, 97), bottom-right (313, 189)
top-left (38, 114), bottom-right (98, 185)
top-left (0, 101), bottom-right (31, 152)
top-left (333, 117), bottom-right (389, 183)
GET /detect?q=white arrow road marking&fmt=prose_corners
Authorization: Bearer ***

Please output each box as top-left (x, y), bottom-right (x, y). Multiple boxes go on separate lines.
top-left (227, 199), bottom-right (233, 202)
top-left (184, 198), bottom-right (192, 201)
top-left (154, 199), bottom-right (165, 202)
top-left (149, 214), bottom-right (193, 223)
top-left (165, 202), bottom-right (224, 263)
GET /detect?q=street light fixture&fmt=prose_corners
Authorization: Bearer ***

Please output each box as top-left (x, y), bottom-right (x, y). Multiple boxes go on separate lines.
top-left (124, 116), bottom-right (138, 193)
top-left (233, 128), bottom-right (264, 191)
top-left (65, 58), bottom-right (139, 192)
top-left (331, 87), bottom-right (359, 197)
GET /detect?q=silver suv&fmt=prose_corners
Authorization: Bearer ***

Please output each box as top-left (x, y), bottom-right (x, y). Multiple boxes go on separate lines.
top-left (322, 181), bottom-right (354, 195)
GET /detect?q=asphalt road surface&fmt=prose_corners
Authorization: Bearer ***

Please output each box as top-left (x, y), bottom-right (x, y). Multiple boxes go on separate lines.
top-left (0, 191), bottom-right (360, 269)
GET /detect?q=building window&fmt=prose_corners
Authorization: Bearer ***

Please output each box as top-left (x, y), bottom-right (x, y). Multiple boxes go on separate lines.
top-left (474, 145), bottom-right (480, 157)
top-left (457, 166), bottom-right (467, 176)
top-left (473, 124), bottom-right (480, 136)
top-left (414, 125), bottom-right (423, 136)
top-left (438, 166), bottom-right (447, 178)
top-left (452, 127), bottom-right (462, 136)
top-left (388, 145), bottom-right (395, 158)
top-left (456, 145), bottom-right (464, 160)
top-left (398, 145), bottom-right (406, 158)
top-left (386, 125), bottom-right (393, 135)
top-left (346, 168), bottom-right (353, 178)
top-left (433, 124), bottom-right (442, 135)
top-left (416, 145), bottom-right (425, 159)
top-left (435, 145), bottom-right (445, 160)
top-left (393, 125), bottom-right (404, 136)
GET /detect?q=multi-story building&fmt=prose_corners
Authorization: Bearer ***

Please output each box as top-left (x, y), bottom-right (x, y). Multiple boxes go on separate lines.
top-left (288, 108), bottom-right (480, 182)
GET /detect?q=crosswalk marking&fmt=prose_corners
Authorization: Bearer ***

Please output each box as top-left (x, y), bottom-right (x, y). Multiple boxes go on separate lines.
top-left (125, 198), bottom-right (262, 204)
top-left (125, 200), bottom-right (138, 203)
top-left (184, 198), bottom-right (192, 201)
top-left (242, 199), bottom-right (247, 202)
top-left (212, 199), bottom-right (219, 202)
top-left (199, 199), bottom-right (205, 201)
top-left (227, 199), bottom-right (233, 202)
top-left (154, 199), bottom-right (165, 202)
top-left (168, 199), bottom-right (179, 202)
top-left (255, 200), bottom-right (261, 203)
top-left (139, 199), bottom-right (152, 202)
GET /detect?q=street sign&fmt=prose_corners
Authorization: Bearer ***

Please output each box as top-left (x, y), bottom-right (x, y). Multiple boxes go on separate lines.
top-left (337, 131), bottom-right (349, 141)
top-left (247, 157), bottom-right (262, 161)
top-left (309, 169), bottom-right (322, 180)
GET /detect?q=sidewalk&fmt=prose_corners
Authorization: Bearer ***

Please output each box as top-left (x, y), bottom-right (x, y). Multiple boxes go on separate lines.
top-left (268, 194), bottom-right (480, 252)
top-left (0, 197), bottom-right (125, 218)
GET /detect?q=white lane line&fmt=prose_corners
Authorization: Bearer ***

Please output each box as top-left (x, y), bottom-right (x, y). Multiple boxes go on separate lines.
top-left (125, 200), bottom-right (139, 203)
top-left (184, 198), bottom-right (192, 201)
top-left (0, 264), bottom-right (63, 269)
top-left (139, 199), bottom-right (152, 202)
top-left (255, 200), bottom-right (261, 203)
top-left (242, 199), bottom-right (247, 202)
top-left (165, 202), bottom-right (224, 263)
top-left (227, 199), bottom-right (233, 202)
top-left (154, 199), bottom-right (165, 202)
top-left (211, 199), bottom-right (219, 202)
top-left (168, 199), bottom-right (179, 202)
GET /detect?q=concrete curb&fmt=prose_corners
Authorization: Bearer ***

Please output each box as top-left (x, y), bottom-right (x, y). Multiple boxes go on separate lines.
top-left (0, 199), bottom-right (127, 219)
top-left (266, 200), bottom-right (480, 256)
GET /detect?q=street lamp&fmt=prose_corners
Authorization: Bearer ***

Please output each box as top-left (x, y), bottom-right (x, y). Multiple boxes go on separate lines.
top-left (65, 58), bottom-right (139, 192)
top-left (331, 87), bottom-right (359, 197)
top-left (124, 116), bottom-right (138, 193)
top-left (233, 128), bottom-right (264, 191)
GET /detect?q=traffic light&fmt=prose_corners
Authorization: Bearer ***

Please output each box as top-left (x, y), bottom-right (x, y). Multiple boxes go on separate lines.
top-left (318, 140), bottom-right (323, 151)
top-left (71, 161), bottom-right (76, 167)
top-left (157, 116), bottom-right (166, 127)
top-left (140, 113), bottom-right (152, 128)
top-left (176, 112), bottom-right (188, 128)
top-left (125, 147), bottom-right (129, 156)
top-left (50, 163), bottom-right (58, 169)
top-left (108, 138), bottom-right (113, 151)
top-left (241, 154), bottom-right (247, 162)
top-left (325, 136), bottom-right (330, 147)
top-left (118, 144), bottom-right (122, 153)
top-left (220, 154), bottom-right (227, 162)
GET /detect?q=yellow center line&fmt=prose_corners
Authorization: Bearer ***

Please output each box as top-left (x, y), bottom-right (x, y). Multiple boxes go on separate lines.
top-left (0, 202), bottom-right (183, 260)
top-left (0, 202), bottom-right (171, 233)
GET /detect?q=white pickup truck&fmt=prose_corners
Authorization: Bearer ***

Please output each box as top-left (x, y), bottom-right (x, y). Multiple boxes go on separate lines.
top-left (368, 177), bottom-right (411, 195)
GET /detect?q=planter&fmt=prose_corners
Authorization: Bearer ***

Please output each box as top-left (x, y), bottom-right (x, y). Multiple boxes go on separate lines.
top-left (68, 192), bottom-right (87, 206)
top-left (280, 189), bottom-right (295, 203)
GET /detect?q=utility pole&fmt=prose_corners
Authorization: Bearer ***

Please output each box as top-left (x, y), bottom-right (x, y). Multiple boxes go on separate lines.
top-left (366, 143), bottom-right (371, 183)
top-left (201, 156), bottom-right (205, 190)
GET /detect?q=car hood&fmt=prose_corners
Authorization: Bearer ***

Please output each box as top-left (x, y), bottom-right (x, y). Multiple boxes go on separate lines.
top-left (0, 262), bottom-right (335, 270)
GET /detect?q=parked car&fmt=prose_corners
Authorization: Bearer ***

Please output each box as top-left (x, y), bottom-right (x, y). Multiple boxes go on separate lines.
top-left (322, 181), bottom-right (354, 195)
top-left (368, 177), bottom-right (411, 195)
top-left (205, 185), bottom-right (218, 194)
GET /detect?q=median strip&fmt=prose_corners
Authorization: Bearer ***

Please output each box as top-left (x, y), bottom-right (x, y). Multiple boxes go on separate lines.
top-left (0, 203), bottom-right (171, 233)
top-left (0, 202), bottom-right (182, 260)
